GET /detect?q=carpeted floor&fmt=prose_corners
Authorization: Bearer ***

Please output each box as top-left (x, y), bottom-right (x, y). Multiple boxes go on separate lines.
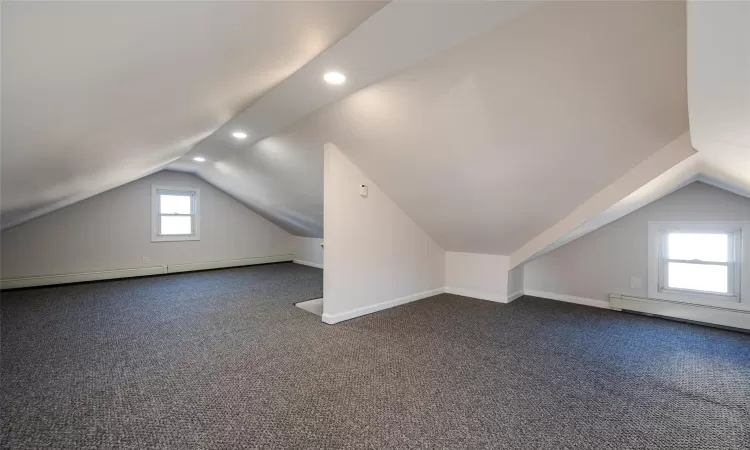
top-left (1, 262), bottom-right (748, 449)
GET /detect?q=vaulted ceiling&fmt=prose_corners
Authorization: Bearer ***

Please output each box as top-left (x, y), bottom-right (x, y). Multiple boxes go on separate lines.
top-left (2, 1), bottom-right (748, 260)
top-left (1, 1), bottom-right (385, 229)
top-left (179, 0), bottom-right (690, 253)
top-left (313, 0), bottom-right (688, 254)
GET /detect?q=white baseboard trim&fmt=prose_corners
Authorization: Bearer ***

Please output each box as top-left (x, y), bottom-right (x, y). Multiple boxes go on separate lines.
top-left (322, 287), bottom-right (444, 324)
top-left (293, 259), bottom-right (324, 269)
top-left (444, 287), bottom-right (508, 303)
top-left (166, 254), bottom-right (293, 273)
top-left (507, 290), bottom-right (524, 303)
top-left (0, 266), bottom-right (167, 290)
top-left (524, 289), bottom-right (610, 309)
top-left (1, 254), bottom-right (295, 289)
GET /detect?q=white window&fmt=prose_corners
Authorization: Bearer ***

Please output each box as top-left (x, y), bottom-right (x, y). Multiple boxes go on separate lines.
top-left (151, 186), bottom-right (200, 242)
top-left (648, 222), bottom-right (746, 306)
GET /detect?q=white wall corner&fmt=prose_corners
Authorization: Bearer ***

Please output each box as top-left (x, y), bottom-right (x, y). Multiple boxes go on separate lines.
top-left (444, 287), bottom-right (508, 303)
top-left (506, 263), bottom-right (524, 302)
top-left (323, 143), bottom-right (445, 321)
top-left (444, 252), bottom-right (511, 303)
top-left (293, 259), bottom-right (324, 269)
top-left (291, 236), bottom-right (324, 269)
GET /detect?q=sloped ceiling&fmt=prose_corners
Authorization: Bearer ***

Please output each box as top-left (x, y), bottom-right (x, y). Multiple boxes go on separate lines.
top-left (687, 0), bottom-right (750, 195)
top-left (688, 1), bottom-right (750, 156)
top-left (0, 1), bottom-right (385, 229)
top-left (512, 0), bottom-right (750, 266)
top-left (8, 1), bottom-right (735, 262)
top-left (170, 0), bottom-right (542, 236)
top-left (168, 1), bottom-right (688, 251)
top-left (320, 0), bottom-right (688, 254)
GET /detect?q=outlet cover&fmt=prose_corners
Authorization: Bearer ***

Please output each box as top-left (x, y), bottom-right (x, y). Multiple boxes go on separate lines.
top-left (630, 276), bottom-right (642, 289)
top-left (142, 256), bottom-right (151, 264)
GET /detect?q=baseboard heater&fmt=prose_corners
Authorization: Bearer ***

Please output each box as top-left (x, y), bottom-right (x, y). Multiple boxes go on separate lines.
top-left (609, 293), bottom-right (750, 331)
top-left (166, 254), bottom-right (293, 273)
top-left (0, 254), bottom-right (294, 290)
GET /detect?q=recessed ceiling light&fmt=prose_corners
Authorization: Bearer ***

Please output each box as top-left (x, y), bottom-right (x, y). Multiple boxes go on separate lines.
top-left (232, 131), bottom-right (248, 140)
top-left (323, 71), bottom-right (346, 85)
top-left (193, 157), bottom-right (206, 162)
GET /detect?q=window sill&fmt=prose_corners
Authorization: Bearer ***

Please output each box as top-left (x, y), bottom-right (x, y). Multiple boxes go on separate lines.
top-left (151, 235), bottom-right (200, 243)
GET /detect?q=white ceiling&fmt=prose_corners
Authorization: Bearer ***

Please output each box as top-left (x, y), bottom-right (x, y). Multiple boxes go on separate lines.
top-left (1, 1), bottom-right (385, 229)
top-left (194, 0), bottom-right (685, 250)
top-left (169, 1), bottom-right (540, 236)
top-left (7, 0), bottom-right (745, 263)
top-left (324, 1), bottom-right (688, 254)
top-left (512, 0), bottom-right (750, 266)
top-left (686, 0), bottom-right (750, 194)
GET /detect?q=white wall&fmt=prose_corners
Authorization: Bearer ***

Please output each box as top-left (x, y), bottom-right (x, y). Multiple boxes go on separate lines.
top-left (322, 143), bottom-right (444, 323)
top-left (293, 236), bottom-right (324, 268)
top-left (445, 252), bottom-right (510, 302)
top-left (0, 170), bottom-right (294, 279)
top-left (507, 264), bottom-right (524, 298)
top-left (523, 182), bottom-right (750, 302)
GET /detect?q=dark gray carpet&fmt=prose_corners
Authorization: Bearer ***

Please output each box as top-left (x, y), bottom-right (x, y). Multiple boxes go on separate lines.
top-left (1, 262), bottom-right (748, 449)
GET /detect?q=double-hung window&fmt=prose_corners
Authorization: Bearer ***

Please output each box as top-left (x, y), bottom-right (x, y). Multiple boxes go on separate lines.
top-left (648, 223), bottom-right (743, 305)
top-left (151, 186), bottom-right (200, 242)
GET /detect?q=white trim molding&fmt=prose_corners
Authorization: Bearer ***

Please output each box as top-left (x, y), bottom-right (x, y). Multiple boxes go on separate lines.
top-left (322, 287), bottom-right (444, 324)
top-left (610, 293), bottom-right (750, 331)
top-left (1, 254), bottom-right (294, 290)
top-left (293, 259), bottom-right (324, 269)
top-left (321, 287), bottom-right (610, 326)
top-left (166, 254), bottom-right (293, 273)
top-left (0, 266), bottom-right (167, 290)
top-left (524, 289), bottom-right (610, 309)
top-left (444, 287), bottom-right (508, 303)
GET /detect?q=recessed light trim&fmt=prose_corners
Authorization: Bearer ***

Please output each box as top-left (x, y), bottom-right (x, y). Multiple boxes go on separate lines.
top-left (193, 157), bottom-right (206, 162)
top-left (232, 131), bottom-right (248, 140)
top-left (324, 71), bottom-right (346, 85)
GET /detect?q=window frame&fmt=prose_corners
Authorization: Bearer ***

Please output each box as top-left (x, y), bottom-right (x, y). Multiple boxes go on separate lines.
top-left (648, 222), bottom-right (748, 309)
top-left (151, 185), bottom-right (200, 242)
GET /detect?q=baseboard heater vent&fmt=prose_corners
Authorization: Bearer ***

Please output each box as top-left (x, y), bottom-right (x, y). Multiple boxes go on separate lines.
top-left (1, 254), bottom-right (295, 290)
top-left (609, 294), bottom-right (750, 331)
top-left (0, 266), bottom-right (167, 290)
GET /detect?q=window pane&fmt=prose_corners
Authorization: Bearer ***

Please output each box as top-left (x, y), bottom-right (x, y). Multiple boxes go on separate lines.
top-left (160, 216), bottom-right (192, 235)
top-left (667, 262), bottom-right (728, 293)
top-left (667, 233), bottom-right (728, 262)
top-left (160, 194), bottom-right (191, 214)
